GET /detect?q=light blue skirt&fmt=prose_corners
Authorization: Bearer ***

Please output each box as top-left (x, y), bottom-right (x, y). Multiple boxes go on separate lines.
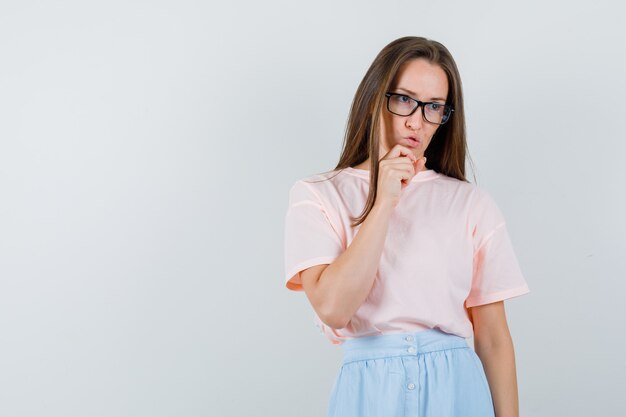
top-left (327, 328), bottom-right (495, 417)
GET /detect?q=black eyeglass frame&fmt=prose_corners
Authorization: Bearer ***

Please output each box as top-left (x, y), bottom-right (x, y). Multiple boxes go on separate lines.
top-left (384, 92), bottom-right (455, 125)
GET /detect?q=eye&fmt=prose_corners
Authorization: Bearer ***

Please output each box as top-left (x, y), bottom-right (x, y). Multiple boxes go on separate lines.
top-left (426, 103), bottom-right (443, 112)
top-left (395, 94), bottom-right (411, 103)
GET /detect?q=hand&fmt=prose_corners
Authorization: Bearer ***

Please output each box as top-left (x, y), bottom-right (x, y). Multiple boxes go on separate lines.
top-left (375, 144), bottom-right (427, 208)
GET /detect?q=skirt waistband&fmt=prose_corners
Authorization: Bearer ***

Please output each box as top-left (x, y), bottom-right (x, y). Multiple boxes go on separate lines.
top-left (340, 328), bottom-right (469, 364)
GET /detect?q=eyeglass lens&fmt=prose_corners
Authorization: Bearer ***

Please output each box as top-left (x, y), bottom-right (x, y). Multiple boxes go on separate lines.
top-left (388, 94), bottom-right (450, 124)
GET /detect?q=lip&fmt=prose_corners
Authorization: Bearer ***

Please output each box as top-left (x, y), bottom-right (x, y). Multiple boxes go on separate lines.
top-left (404, 137), bottom-right (421, 147)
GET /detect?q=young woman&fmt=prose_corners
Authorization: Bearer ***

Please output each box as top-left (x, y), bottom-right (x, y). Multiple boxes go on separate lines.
top-left (283, 36), bottom-right (530, 417)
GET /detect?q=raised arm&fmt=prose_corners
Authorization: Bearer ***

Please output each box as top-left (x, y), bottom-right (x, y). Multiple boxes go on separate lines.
top-left (300, 147), bottom-right (425, 329)
top-left (300, 200), bottom-right (395, 329)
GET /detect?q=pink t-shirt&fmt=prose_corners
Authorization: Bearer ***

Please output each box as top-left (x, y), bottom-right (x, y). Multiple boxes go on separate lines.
top-left (283, 166), bottom-right (530, 345)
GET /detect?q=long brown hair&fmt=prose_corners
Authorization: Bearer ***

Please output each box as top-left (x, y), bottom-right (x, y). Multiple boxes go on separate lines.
top-left (313, 36), bottom-right (475, 228)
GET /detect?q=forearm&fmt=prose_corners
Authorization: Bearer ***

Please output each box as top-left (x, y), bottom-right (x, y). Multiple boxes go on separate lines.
top-left (475, 336), bottom-right (520, 417)
top-left (318, 201), bottom-right (394, 328)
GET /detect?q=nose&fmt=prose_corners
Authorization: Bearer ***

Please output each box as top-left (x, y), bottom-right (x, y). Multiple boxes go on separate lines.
top-left (406, 106), bottom-right (424, 130)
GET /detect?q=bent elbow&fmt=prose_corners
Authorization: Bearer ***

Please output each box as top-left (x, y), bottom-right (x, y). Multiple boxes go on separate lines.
top-left (320, 308), bottom-right (349, 330)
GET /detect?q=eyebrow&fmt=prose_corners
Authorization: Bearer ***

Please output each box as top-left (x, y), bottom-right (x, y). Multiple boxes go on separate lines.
top-left (395, 87), bottom-right (446, 102)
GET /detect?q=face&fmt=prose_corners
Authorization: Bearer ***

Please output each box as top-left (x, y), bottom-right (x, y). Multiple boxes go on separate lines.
top-left (379, 58), bottom-right (449, 160)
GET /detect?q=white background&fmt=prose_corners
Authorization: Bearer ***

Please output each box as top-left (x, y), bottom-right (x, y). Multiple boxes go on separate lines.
top-left (1, 0), bottom-right (624, 416)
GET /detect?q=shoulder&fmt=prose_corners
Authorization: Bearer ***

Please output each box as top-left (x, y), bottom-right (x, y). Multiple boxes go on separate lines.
top-left (288, 168), bottom-right (355, 199)
top-left (430, 174), bottom-right (504, 225)
top-left (436, 173), bottom-right (497, 203)
top-left (468, 183), bottom-right (501, 212)
top-left (431, 172), bottom-right (482, 200)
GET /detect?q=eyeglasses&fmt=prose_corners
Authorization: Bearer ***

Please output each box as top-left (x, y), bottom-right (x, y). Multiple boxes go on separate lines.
top-left (385, 92), bottom-right (454, 125)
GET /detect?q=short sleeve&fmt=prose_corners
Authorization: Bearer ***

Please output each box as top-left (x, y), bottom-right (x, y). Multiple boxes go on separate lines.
top-left (283, 180), bottom-right (345, 291)
top-left (465, 188), bottom-right (530, 308)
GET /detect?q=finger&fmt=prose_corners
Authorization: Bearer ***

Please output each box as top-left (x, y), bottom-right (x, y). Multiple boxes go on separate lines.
top-left (414, 156), bottom-right (427, 171)
top-left (383, 156), bottom-right (416, 165)
top-left (388, 144), bottom-right (418, 162)
top-left (382, 159), bottom-right (417, 176)
top-left (390, 163), bottom-right (416, 178)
